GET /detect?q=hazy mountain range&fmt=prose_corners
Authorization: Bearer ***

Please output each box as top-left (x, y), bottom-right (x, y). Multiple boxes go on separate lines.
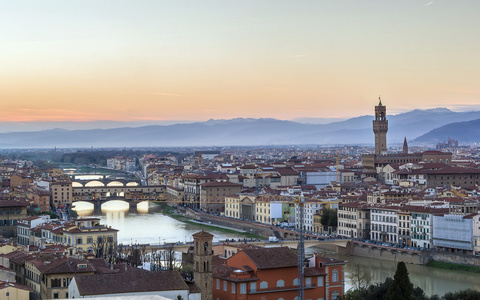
top-left (0, 108), bottom-right (479, 148)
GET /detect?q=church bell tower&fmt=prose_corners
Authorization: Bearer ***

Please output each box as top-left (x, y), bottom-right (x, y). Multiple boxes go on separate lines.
top-left (373, 97), bottom-right (388, 155)
top-left (193, 230), bottom-right (213, 300)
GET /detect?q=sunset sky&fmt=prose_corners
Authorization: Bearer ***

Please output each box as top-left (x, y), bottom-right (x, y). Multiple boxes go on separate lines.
top-left (1, 1), bottom-right (479, 125)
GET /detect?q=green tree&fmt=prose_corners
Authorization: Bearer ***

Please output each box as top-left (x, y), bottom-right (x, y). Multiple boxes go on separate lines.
top-left (442, 289), bottom-right (480, 300)
top-left (386, 261), bottom-right (414, 300)
top-left (321, 208), bottom-right (338, 229)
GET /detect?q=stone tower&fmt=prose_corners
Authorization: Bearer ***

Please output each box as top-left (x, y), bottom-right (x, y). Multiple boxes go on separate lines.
top-left (373, 97), bottom-right (388, 155)
top-left (193, 230), bottom-right (213, 300)
top-left (403, 137), bottom-right (408, 154)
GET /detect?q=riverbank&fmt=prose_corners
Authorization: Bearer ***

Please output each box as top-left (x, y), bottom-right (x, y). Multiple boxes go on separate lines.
top-left (426, 261), bottom-right (480, 273)
top-left (155, 203), bottom-right (263, 239)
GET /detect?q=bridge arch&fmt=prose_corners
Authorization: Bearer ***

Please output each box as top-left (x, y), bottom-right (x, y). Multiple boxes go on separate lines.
top-left (107, 181), bottom-right (124, 187)
top-left (126, 182), bottom-right (139, 186)
top-left (85, 180), bottom-right (105, 187)
top-left (72, 182), bottom-right (83, 187)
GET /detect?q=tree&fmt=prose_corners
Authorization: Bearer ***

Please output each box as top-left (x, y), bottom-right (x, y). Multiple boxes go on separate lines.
top-left (442, 289), bottom-right (480, 300)
top-left (385, 261), bottom-right (414, 300)
top-left (349, 264), bottom-right (371, 291)
top-left (321, 208), bottom-right (338, 230)
top-left (91, 235), bottom-right (118, 265)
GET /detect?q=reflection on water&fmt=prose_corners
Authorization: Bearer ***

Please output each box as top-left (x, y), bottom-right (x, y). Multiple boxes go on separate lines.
top-left (72, 200), bottom-right (244, 245)
top-left (310, 248), bottom-right (480, 296)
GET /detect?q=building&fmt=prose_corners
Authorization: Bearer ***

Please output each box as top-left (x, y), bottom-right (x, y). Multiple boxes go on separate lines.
top-left (17, 216), bottom-right (50, 247)
top-left (61, 218), bottom-right (118, 255)
top-left (362, 100), bottom-right (452, 171)
top-left (28, 189), bottom-right (51, 212)
top-left (394, 164), bottom-right (480, 188)
top-left (433, 214), bottom-right (473, 254)
top-left (296, 201), bottom-right (324, 233)
top-left (199, 181), bottom-right (242, 213)
top-left (183, 174), bottom-right (228, 209)
top-left (337, 202), bottom-right (370, 239)
top-left (373, 97), bottom-right (388, 155)
top-left (68, 269), bottom-right (196, 299)
top-left (212, 246), bottom-right (346, 300)
top-left (50, 178), bottom-right (73, 208)
top-left (0, 199), bottom-right (29, 239)
top-left (0, 281), bottom-right (32, 300)
top-left (25, 256), bottom-right (96, 299)
top-left (106, 156), bottom-right (136, 172)
top-left (369, 206), bottom-right (399, 244)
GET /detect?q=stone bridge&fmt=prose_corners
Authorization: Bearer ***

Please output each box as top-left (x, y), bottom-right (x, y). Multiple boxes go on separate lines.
top-left (142, 239), bottom-right (350, 254)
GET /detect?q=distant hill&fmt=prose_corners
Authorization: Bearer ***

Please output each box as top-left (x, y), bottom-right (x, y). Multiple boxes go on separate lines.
top-left (413, 118), bottom-right (480, 144)
top-left (1, 108), bottom-right (480, 148)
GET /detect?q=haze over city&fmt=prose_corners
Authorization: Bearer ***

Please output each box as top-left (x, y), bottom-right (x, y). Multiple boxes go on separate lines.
top-left (1, 0), bottom-right (480, 130)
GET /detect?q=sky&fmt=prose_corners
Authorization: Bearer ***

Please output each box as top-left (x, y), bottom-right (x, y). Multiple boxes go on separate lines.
top-left (1, 0), bottom-right (480, 126)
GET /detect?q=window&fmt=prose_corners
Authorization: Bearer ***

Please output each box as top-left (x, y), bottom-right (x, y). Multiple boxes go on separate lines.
top-left (293, 278), bottom-right (300, 286)
top-left (306, 277), bottom-right (312, 287)
top-left (276, 280), bottom-right (284, 288)
top-left (240, 283), bottom-right (247, 294)
top-left (232, 283), bottom-right (236, 293)
top-left (216, 279), bottom-right (220, 290)
top-left (250, 282), bottom-right (256, 293)
top-left (224, 280), bottom-right (227, 291)
top-left (260, 281), bottom-right (268, 289)
top-left (53, 293), bottom-right (59, 299)
top-left (332, 269), bottom-right (339, 282)
top-left (332, 291), bottom-right (340, 300)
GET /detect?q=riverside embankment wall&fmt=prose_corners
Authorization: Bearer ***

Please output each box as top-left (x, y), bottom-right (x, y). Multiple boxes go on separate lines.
top-left (185, 209), bottom-right (277, 238)
top-left (335, 242), bottom-right (480, 266)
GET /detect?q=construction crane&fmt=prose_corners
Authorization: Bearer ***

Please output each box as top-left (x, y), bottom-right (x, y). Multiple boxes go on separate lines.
top-left (295, 194), bottom-right (305, 300)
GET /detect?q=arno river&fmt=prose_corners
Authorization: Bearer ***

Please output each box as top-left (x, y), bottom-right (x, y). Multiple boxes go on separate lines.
top-left (73, 200), bottom-right (480, 297)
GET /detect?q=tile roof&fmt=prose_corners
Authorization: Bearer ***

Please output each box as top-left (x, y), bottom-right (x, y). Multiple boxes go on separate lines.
top-left (241, 247), bottom-right (297, 270)
top-left (74, 270), bottom-right (188, 296)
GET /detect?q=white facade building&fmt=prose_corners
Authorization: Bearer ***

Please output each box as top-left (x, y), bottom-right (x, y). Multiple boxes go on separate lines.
top-left (369, 207), bottom-right (399, 244)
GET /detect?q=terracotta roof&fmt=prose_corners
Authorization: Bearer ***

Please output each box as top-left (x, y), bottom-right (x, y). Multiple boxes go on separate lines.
top-left (201, 181), bottom-right (242, 187)
top-left (275, 167), bottom-right (299, 176)
top-left (74, 270), bottom-right (188, 296)
top-left (192, 230), bottom-right (214, 238)
top-left (241, 247), bottom-right (297, 270)
top-left (33, 257), bottom-right (95, 274)
top-left (0, 281), bottom-right (33, 292)
top-left (0, 199), bottom-right (29, 207)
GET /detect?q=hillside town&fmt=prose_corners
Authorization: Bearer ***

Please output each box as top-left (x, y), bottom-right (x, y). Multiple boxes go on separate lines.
top-left (1, 102), bottom-right (480, 299)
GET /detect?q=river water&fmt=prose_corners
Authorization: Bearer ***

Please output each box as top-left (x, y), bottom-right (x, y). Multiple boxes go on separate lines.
top-left (310, 248), bottom-right (480, 296)
top-left (72, 200), bottom-right (244, 245)
top-left (73, 200), bottom-right (480, 296)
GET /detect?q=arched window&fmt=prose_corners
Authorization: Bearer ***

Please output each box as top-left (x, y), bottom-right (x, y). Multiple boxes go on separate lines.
top-left (204, 242), bottom-right (209, 254)
top-left (332, 290), bottom-right (340, 300)
top-left (276, 280), bottom-right (284, 288)
top-left (293, 278), bottom-right (300, 286)
top-left (260, 281), bottom-right (268, 289)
